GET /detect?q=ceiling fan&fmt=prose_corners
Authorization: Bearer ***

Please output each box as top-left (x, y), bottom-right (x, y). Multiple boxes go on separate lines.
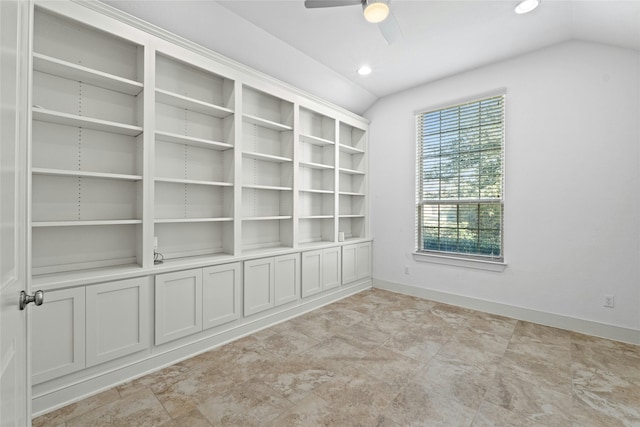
top-left (304, 0), bottom-right (402, 45)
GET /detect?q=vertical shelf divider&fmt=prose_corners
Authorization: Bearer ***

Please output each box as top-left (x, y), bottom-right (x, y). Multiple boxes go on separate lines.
top-left (333, 119), bottom-right (340, 242)
top-left (142, 46), bottom-right (156, 269)
top-left (233, 81), bottom-right (243, 256)
top-left (292, 103), bottom-right (300, 249)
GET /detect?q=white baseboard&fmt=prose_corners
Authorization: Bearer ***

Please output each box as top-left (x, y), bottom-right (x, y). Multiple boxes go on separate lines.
top-left (373, 278), bottom-right (640, 346)
top-left (32, 280), bottom-right (372, 417)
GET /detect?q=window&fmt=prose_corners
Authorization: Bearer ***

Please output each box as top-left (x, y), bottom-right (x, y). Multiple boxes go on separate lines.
top-left (416, 93), bottom-right (505, 261)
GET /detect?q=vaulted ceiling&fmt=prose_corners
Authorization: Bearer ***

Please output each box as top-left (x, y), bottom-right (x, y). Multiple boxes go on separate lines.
top-left (105, 0), bottom-right (640, 114)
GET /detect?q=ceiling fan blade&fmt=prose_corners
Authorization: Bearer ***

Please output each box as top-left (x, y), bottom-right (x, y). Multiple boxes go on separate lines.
top-left (304, 0), bottom-right (361, 8)
top-left (378, 11), bottom-right (402, 45)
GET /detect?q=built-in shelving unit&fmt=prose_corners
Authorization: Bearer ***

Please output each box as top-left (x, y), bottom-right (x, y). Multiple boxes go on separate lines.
top-left (31, 8), bottom-right (145, 276)
top-left (298, 107), bottom-right (336, 247)
top-left (338, 122), bottom-right (367, 241)
top-left (29, 3), bottom-right (368, 277)
top-left (241, 85), bottom-right (294, 253)
top-left (154, 53), bottom-right (236, 260)
top-left (27, 1), bottom-right (372, 417)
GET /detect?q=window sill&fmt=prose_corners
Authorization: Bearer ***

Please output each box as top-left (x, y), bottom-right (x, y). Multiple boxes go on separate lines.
top-left (413, 252), bottom-right (507, 272)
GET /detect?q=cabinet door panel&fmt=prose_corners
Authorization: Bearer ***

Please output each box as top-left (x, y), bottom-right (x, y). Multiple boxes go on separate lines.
top-left (203, 263), bottom-right (241, 330)
top-left (341, 244), bottom-right (357, 285)
top-left (86, 277), bottom-right (149, 367)
top-left (356, 242), bottom-right (371, 281)
top-left (322, 247), bottom-right (341, 290)
top-left (243, 258), bottom-right (274, 316)
top-left (301, 250), bottom-right (322, 298)
top-left (155, 269), bottom-right (203, 345)
top-left (274, 253), bottom-right (299, 305)
top-left (32, 288), bottom-right (86, 384)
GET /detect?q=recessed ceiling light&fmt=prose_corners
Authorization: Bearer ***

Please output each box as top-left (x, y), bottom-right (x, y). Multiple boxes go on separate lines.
top-left (357, 65), bottom-right (372, 76)
top-left (515, 0), bottom-right (540, 14)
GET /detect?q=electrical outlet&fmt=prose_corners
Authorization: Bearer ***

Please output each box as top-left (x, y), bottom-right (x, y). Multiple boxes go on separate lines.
top-left (404, 266), bottom-right (410, 275)
top-left (154, 236), bottom-right (159, 251)
top-left (604, 295), bottom-right (615, 308)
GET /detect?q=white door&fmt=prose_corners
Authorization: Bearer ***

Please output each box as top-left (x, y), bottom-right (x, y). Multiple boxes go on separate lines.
top-left (155, 269), bottom-right (203, 345)
top-left (202, 263), bottom-right (241, 330)
top-left (301, 250), bottom-right (322, 298)
top-left (243, 258), bottom-right (274, 316)
top-left (356, 243), bottom-right (371, 281)
top-left (322, 247), bottom-right (341, 290)
top-left (341, 244), bottom-right (358, 285)
top-left (0, 0), bottom-right (29, 425)
top-left (274, 254), bottom-right (299, 306)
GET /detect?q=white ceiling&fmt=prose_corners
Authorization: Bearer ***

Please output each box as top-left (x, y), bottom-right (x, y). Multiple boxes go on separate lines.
top-left (105, 0), bottom-right (640, 114)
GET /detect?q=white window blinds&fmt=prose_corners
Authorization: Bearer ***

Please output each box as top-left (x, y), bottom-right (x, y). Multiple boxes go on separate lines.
top-left (416, 94), bottom-right (505, 260)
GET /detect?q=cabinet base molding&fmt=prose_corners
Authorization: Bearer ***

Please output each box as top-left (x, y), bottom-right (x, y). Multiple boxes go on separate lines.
top-left (32, 279), bottom-right (372, 417)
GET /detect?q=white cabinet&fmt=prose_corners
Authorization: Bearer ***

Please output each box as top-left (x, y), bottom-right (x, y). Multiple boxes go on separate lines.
top-left (155, 269), bottom-right (203, 345)
top-left (32, 288), bottom-right (86, 384)
top-left (244, 254), bottom-right (300, 316)
top-left (323, 246), bottom-right (342, 289)
top-left (86, 277), bottom-right (149, 367)
top-left (32, 277), bottom-right (150, 384)
top-left (342, 242), bottom-right (371, 285)
top-left (274, 254), bottom-right (300, 305)
top-left (243, 258), bottom-right (273, 316)
top-left (301, 246), bottom-right (341, 298)
top-left (301, 250), bottom-right (322, 297)
top-left (155, 262), bottom-right (241, 345)
top-left (202, 263), bottom-right (241, 330)
top-left (355, 242), bottom-right (371, 281)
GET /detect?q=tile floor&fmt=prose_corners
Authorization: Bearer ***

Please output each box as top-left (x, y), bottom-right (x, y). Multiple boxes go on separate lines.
top-left (34, 289), bottom-right (640, 427)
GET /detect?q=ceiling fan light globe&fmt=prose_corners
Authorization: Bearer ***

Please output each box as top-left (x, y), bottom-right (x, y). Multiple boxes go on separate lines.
top-left (515, 0), bottom-right (540, 14)
top-left (363, 0), bottom-right (389, 23)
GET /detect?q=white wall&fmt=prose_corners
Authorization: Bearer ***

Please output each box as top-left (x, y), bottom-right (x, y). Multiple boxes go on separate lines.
top-left (365, 41), bottom-right (640, 341)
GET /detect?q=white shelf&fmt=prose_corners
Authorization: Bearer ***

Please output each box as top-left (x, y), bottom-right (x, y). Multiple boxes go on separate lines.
top-left (299, 188), bottom-right (333, 194)
top-left (298, 240), bottom-right (335, 249)
top-left (33, 53), bottom-right (143, 96)
top-left (32, 264), bottom-right (143, 289)
top-left (241, 245), bottom-right (291, 257)
top-left (339, 214), bottom-right (366, 218)
top-left (339, 191), bottom-right (365, 196)
top-left (243, 151), bottom-right (292, 163)
top-left (299, 215), bottom-right (334, 220)
top-left (32, 108), bottom-right (143, 137)
top-left (154, 218), bottom-right (233, 224)
top-left (242, 216), bottom-right (293, 221)
top-left (155, 131), bottom-right (233, 151)
top-left (155, 88), bottom-right (234, 119)
top-left (243, 114), bottom-right (292, 131)
top-left (32, 220), bottom-right (142, 227)
top-left (32, 168), bottom-right (142, 181)
top-left (299, 161), bottom-right (334, 170)
top-left (339, 167), bottom-right (365, 175)
top-left (300, 133), bottom-right (335, 147)
top-left (242, 184), bottom-right (292, 191)
top-left (339, 144), bottom-right (365, 155)
top-left (155, 177), bottom-right (233, 187)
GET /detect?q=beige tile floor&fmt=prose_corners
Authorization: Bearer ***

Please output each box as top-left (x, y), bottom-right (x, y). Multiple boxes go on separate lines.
top-left (34, 289), bottom-right (640, 427)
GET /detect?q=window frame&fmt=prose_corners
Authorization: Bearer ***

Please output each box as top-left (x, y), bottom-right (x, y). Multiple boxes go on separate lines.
top-left (414, 89), bottom-right (507, 270)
